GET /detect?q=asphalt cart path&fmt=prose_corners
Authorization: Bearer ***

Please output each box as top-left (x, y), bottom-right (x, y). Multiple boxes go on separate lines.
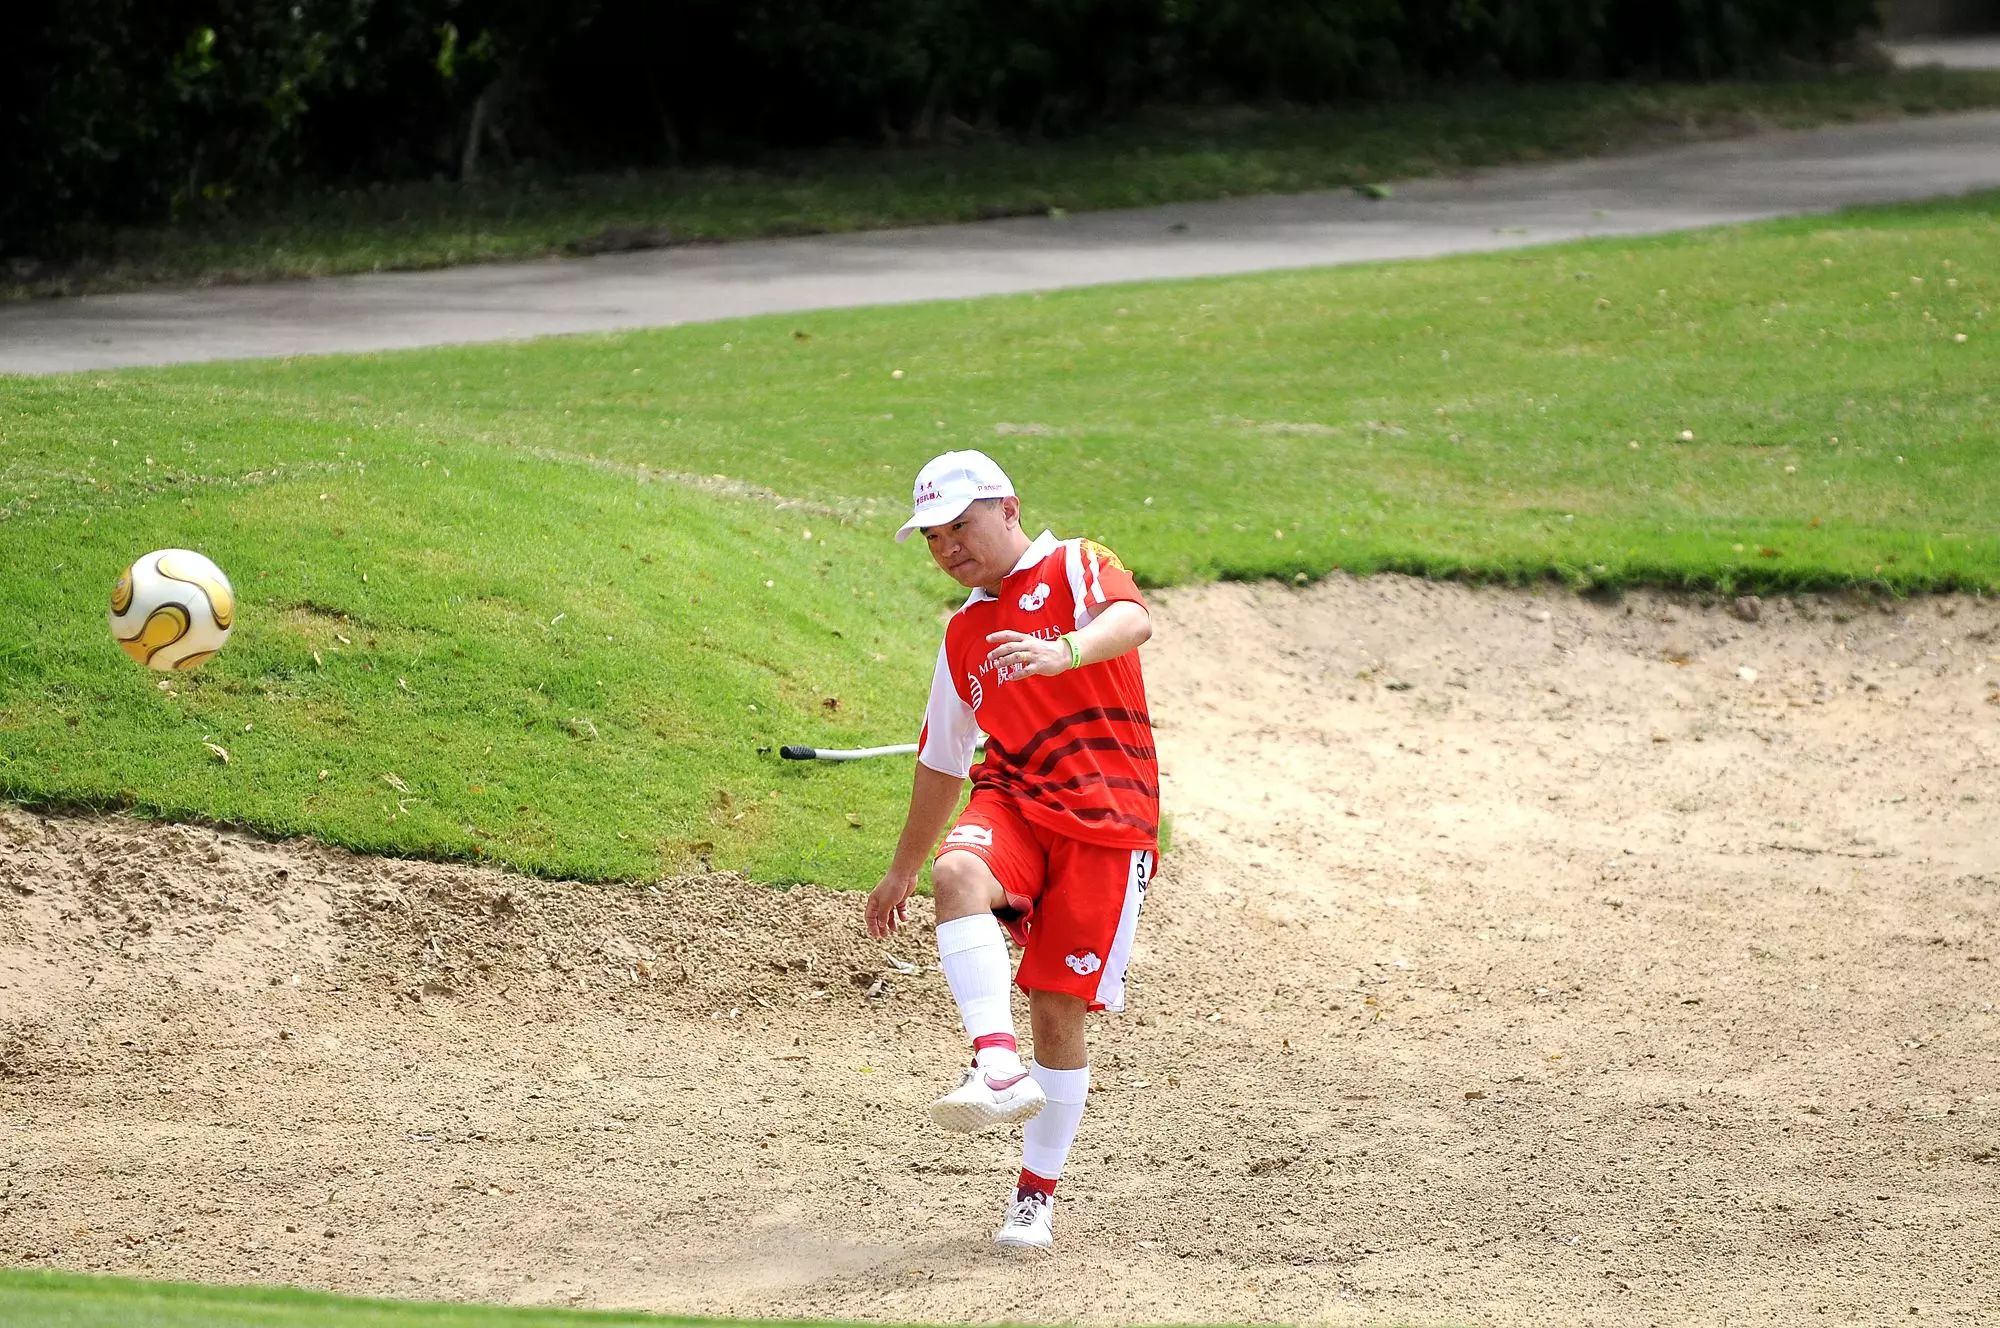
top-left (3, 111), bottom-right (1999, 373)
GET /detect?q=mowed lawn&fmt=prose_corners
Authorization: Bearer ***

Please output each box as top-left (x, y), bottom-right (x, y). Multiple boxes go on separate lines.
top-left (0, 1269), bottom-right (869, 1328)
top-left (1, 193), bottom-right (1994, 886)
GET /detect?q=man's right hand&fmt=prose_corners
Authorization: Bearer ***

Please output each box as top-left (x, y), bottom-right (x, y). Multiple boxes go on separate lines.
top-left (865, 870), bottom-right (918, 940)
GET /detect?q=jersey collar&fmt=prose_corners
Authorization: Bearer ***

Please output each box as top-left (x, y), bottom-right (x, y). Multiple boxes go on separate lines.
top-left (965, 529), bottom-right (1059, 604)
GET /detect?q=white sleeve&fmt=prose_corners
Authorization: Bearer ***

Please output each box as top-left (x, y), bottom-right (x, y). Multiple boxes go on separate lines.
top-left (917, 640), bottom-right (979, 778)
top-left (1063, 539), bottom-right (1097, 629)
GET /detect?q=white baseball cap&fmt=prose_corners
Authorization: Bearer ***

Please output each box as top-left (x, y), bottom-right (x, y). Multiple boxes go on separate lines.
top-left (894, 450), bottom-right (1016, 543)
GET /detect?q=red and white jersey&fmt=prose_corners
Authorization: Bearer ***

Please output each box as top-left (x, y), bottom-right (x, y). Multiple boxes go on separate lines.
top-left (918, 530), bottom-right (1158, 848)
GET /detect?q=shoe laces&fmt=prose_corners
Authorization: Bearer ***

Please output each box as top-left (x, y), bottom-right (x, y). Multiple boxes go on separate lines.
top-left (1004, 1190), bottom-right (1051, 1227)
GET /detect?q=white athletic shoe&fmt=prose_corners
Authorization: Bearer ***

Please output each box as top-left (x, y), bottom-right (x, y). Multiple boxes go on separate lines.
top-left (995, 1189), bottom-right (1055, 1251)
top-left (928, 1064), bottom-right (1046, 1133)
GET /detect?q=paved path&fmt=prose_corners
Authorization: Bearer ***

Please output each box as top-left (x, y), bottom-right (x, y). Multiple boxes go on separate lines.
top-left (4, 111), bottom-right (1999, 374)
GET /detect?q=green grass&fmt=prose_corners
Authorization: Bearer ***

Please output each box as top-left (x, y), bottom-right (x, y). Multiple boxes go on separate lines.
top-left (14, 69), bottom-right (2000, 299)
top-left (0, 1268), bottom-right (878, 1328)
top-left (2, 193), bottom-right (1995, 885)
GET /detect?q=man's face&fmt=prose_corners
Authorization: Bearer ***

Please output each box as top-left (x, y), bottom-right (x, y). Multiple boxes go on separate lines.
top-left (923, 498), bottom-right (1018, 588)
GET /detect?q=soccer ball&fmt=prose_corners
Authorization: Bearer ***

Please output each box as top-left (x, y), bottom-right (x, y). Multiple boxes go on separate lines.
top-left (109, 549), bottom-right (236, 671)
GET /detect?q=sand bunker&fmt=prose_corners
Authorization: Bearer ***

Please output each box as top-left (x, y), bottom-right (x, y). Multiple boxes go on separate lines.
top-left (4, 576), bottom-right (1996, 1325)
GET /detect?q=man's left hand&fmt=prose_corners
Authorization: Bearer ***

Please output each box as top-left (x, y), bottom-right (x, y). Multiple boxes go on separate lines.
top-left (985, 630), bottom-right (1071, 678)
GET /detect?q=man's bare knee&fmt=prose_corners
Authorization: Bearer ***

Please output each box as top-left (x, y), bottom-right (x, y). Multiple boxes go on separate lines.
top-left (932, 851), bottom-right (1005, 921)
top-left (1028, 989), bottom-right (1089, 1069)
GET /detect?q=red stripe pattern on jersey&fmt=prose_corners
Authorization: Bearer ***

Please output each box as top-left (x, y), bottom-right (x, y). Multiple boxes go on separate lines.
top-left (939, 535), bottom-right (1158, 848)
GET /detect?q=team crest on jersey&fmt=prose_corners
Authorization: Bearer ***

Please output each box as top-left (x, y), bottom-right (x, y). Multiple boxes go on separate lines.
top-left (1018, 582), bottom-right (1050, 612)
top-left (1064, 950), bottom-right (1102, 976)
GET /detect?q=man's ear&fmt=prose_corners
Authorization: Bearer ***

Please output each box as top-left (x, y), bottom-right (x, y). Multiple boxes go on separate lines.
top-left (1001, 495), bottom-right (1022, 530)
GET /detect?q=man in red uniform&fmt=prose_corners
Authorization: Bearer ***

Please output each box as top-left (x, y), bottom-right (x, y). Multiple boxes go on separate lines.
top-left (865, 449), bottom-right (1159, 1252)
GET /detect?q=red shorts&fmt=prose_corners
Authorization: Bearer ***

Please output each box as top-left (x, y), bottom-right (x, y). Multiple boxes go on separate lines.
top-left (934, 786), bottom-right (1157, 1012)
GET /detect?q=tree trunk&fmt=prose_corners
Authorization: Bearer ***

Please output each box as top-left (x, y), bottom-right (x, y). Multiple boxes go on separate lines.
top-left (460, 83), bottom-right (494, 182)
top-left (648, 72), bottom-right (682, 165)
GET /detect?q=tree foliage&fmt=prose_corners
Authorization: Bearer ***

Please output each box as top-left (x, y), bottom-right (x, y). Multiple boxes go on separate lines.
top-left (1, 0), bottom-right (1880, 254)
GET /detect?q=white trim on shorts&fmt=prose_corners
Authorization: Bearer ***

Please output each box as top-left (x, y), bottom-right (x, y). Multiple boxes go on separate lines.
top-left (1094, 848), bottom-right (1155, 1013)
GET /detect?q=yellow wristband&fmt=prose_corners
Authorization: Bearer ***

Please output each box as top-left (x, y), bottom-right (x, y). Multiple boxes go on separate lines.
top-left (1062, 634), bottom-right (1082, 670)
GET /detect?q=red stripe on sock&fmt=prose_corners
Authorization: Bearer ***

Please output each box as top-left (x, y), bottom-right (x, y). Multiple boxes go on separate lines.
top-left (973, 1033), bottom-right (1018, 1056)
top-left (1016, 1168), bottom-right (1058, 1199)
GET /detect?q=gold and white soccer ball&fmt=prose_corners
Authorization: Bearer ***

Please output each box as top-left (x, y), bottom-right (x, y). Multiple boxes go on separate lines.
top-left (109, 548), bottom-right (236, 671)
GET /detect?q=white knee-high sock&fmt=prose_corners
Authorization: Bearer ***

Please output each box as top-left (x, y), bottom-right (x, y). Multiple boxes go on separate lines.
top-left (936, 914), bottom-right (1021, 1072)
top-left (1020, 1061), bottom-right (1090, 1185)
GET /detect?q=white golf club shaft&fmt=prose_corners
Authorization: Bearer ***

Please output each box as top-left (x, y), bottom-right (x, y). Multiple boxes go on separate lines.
top-left (779, 739), bottom-right (985, 762)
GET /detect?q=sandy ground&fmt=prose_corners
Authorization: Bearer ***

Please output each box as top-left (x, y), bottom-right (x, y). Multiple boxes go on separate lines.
top-left (3, 577), bottom-right (1997, 1326)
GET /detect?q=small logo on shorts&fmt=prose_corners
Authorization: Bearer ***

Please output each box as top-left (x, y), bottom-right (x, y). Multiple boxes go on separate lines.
top-left (1018, 582), bottom-right (1050, 612)
top-left (944, 825), bottom-right (993, 848)
top-left (1064, 950), bottom-right (1102, 976)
